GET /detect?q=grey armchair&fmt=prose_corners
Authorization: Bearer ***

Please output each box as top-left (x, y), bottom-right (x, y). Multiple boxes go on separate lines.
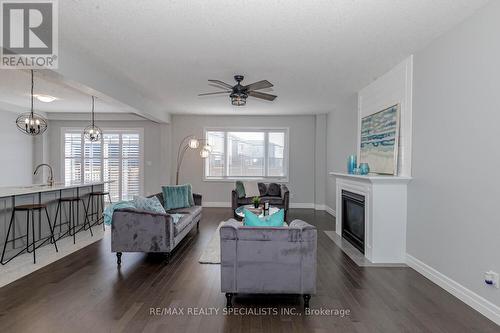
top-left (231, 183), bottom-right (289, 218)
top-left (220, 219), bottom-right (317, 308)
top-left (111, 193), bottom-right (202, 265)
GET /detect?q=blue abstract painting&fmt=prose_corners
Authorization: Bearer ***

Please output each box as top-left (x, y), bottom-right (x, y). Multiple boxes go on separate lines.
top-left (360, 104), bottom-right (400, 175)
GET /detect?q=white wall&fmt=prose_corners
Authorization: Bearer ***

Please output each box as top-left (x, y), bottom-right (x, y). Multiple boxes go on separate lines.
top-left (46, 119), bottom-right (171, 196)
top-left (358, 56), bottom-right (413, 176)
top-left (0, 109), bottom-right (34, 186)
top-left (171, 115), bottom-right (316, 206)
top-left (408, 0), bottom-right (500, 323)
top-left (325, 96), bottom-right (358, 211)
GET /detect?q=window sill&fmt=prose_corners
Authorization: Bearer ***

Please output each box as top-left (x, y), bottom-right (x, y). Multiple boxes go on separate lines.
top-left (203, 177), bottom-right (289, 183)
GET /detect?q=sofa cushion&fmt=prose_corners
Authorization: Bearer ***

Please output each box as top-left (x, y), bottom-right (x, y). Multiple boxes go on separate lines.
top-left (168, 205), bottom-right (202, 217)
top-left (258, 183), bottom-right (268, 196)
top-left (260, 196), bottom-right (284, 205)
top-left (133, 196), bottom-right (166, 214)
top-left (268, 183), bottom-right (281, 197)
top-left (173, 214), bottom-right (193, 236)
top-left (237, 197), bottom-right (253, 205)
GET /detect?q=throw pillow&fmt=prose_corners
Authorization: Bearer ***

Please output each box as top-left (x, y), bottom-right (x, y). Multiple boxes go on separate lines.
top-left (243, 208), bottom-right (285, 227)
top-left (235, 181), bottom-right (246, 199)
top-left (243, 181), bottom-right (260, 198)
top-left (258, 183), bottom-right (268, 196)
top-left (162, 184), bottom-right (194, 210)
top-left (133, 196), bottom-right (166, 214)
top-left (268, 183), bottom-right (281, 197)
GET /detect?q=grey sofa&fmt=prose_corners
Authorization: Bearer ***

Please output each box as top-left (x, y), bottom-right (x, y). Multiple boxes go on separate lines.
top-left (220, 218), bottom-right (317, 308)
top-left (232, 183), bottom-right (289, 218)
top-left (111, 193), bottom-right (202, 265)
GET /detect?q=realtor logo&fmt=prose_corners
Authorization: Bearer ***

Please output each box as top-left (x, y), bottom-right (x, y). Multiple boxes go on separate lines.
top-left (1, 0), bottom-right (58, 68)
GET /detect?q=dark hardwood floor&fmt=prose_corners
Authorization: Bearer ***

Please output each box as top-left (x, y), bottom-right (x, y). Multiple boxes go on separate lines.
top-left (0, 208), bottom-right (497, 332)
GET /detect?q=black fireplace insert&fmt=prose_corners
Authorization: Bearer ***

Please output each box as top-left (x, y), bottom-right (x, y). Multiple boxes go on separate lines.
top-left (341, 190), bottom-right (365, 254)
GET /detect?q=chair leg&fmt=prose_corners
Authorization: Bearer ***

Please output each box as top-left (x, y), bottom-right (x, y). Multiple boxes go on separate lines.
top-left (44, 207), bottom-right (58, 253)
top-left (303, 294), bottom-right (311, 309)
top-left (225, 293), bottom-right (233, 308)
top-left (116, 252), bottom-right (122, 265)
top-left (1, 210), bottom-right (16, 265)
top-left (81, 199), bottom-right (93, 237)
top-left (31, 210), bottom-right (36, 264)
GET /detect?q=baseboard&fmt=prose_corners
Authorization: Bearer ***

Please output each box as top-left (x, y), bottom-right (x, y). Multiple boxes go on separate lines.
top-left (406, 254), bottom-right (500, 326)
top-left (324, 205), bottom-right (336, 217)
top-left (289, 203), bottom-right (315, 209)
top-left (202, 202), bottom-right (231, 208)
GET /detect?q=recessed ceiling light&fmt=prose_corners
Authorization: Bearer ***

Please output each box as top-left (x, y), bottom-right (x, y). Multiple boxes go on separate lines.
top-left (34, 94), bottom-right (57, 103)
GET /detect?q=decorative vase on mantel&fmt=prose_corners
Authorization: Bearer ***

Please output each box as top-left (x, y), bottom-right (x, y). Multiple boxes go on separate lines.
top-left (347, 155), bottom-right (357, 174)
top-left (359, 163), bottom-right (370, 175)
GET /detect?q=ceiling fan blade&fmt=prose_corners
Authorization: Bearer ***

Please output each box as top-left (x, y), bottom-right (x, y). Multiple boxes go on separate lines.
top-left (248, 91), bottom-right (277, 101)
top-left (244, 80), bottom-right (273, 91)
top-left (208, 80), bottom-right (233, 89)
top-left (198, 91), bottom-right (231, 96)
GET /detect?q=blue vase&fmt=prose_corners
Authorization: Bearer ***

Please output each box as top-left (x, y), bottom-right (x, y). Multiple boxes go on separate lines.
top-left (359, 163), bottom-right (370, 175)
top-left (347, 155), bottom-right (357, 174)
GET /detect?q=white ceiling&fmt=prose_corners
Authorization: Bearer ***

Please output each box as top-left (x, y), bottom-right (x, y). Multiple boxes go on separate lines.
top-left (0, 69), bottom-right (139, 114)
top-left (0, 0), bottom-right (491, 118)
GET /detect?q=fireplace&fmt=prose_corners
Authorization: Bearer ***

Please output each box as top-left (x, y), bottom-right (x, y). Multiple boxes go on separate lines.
top-left (341, 190), bottom-right (365, 254)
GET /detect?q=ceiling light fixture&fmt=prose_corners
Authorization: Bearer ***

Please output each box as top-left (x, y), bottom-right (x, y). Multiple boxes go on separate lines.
top-left (83, 96), bottom-right (102, 142)
top-left (230, 92), bottom-right (247, 106)
top-left (35, 94), bottom-right (57, 103)
top-left (15, 70), bottom-right (48, 136)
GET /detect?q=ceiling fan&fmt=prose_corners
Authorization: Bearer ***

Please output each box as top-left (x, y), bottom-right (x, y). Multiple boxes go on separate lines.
top-left (198, 75), bottom-right (277, 106)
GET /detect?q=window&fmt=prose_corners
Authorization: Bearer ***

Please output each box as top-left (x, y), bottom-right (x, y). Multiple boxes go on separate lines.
top-left (204, 128), bottom-right (288, 181)
top-left (63, 129), bottom-right (143, 202)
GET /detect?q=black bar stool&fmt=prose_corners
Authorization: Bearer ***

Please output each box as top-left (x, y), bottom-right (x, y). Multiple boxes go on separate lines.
top-left (87, 191), bottom-right (112, 230)
top-left (1, 203), bottom-right (58, 265)
top-left (53, 196), bottom-right (93, 244)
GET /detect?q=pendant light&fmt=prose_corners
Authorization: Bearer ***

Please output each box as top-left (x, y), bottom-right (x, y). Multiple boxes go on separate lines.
top-left (15, 70), bottom-right (48, 136)
top-left (83, 96), bottom-right (102, 142)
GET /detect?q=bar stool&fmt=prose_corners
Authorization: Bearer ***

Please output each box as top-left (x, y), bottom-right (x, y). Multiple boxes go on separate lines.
top-left (87, 191), bottom-right (112, 230)
top-left (53, 196), bottom-right (93, 244)
top-left (1, 204), bottom-right (58, 265)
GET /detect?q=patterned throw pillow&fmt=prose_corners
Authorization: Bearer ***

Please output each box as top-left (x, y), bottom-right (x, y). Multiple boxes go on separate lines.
top-left (235, 181), bottom-right (246, 198)
top-left (162, 184), bottom-right (194, 210)
top-left (133, 196), bottom-right (166, 214)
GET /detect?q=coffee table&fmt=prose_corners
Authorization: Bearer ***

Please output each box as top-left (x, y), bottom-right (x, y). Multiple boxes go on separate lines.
top-left (234, 204), bottom-right (280, 220)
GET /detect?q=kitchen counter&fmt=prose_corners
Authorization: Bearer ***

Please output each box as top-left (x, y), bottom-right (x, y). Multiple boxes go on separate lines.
top-left (0, 181), bottom-right (109, 198)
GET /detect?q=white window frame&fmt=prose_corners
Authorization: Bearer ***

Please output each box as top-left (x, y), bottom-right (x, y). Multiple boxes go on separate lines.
top-left (61, 127), bottom-right (145, 198)
top-left (203, 127), bottom-right (289, 182)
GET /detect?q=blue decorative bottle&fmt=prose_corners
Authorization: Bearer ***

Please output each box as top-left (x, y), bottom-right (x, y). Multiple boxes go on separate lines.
top-left (347, 155), bottom-right (357, 174)
top-left (359, 163), bottom-right (370, 175)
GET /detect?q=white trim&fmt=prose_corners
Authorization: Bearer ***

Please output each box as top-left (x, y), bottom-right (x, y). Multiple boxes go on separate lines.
top-left (203, 127), bottom-right (290, 182)
top-left (324, 205), bottom-right (336, 217)
top-left (314, 204), bottom-right (326, 210)
top-left (202, 202), bottom-right (232, 208)
top-left (406, 254), bottom-right (500, 326)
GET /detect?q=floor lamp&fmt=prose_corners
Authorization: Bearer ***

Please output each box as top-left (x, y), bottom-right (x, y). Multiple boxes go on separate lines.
top-left (176, 135), bottom-right (212, 185)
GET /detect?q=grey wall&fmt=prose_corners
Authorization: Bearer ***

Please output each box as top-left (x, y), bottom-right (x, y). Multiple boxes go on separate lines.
top-left (409, 0), bottom-right (500, 307)
top-left (46, 119), bottom-right (171, 196)
top-left (325, 96), bottom-right (357, 210)
top-left (0, 109), bottom-right (34, 186)
top-left (171, 114), bottom-right (316, 205)
top-left (314, 114), bottom-right (327, 207)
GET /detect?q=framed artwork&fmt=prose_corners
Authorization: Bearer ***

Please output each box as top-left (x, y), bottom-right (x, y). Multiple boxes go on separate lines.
top-left (360, 104), bottom-right (400, 175)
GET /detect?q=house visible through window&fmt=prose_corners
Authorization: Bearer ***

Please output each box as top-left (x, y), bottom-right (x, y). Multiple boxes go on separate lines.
top-left (63, 129), bottom-right (143, 202)
top-left (205, 128), bottom-right (288, 180)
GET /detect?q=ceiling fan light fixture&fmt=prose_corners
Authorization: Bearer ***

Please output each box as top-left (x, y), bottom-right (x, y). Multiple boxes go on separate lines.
top-left (230, 92), bottom-right (247, 106)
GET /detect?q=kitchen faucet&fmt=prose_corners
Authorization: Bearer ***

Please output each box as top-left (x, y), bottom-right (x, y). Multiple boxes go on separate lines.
top-left (34, 164), bottom-right (54, 187)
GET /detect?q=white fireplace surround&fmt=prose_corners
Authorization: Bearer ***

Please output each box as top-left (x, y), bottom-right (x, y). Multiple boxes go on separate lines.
top-left (331, 172), bottom-right (411, 264)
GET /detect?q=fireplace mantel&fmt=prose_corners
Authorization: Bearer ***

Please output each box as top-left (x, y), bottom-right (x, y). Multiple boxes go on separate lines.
top-left (330, 171), bottom-right (411, 264)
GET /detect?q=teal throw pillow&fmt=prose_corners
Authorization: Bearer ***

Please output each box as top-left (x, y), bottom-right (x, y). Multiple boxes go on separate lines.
top-left (243, 208), bottom-right (285, 227)
top-left (235, 181), bottom-right (246, 198)
top-left (162, 184), bottom-right (194, 210)
top-left (133, 196), bottom-right (166, 214)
